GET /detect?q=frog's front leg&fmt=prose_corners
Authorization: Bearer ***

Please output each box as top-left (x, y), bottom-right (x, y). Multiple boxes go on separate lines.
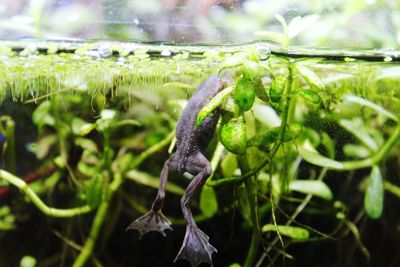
top-left (126, 154), bottom-right (178, 237)
top-left (174, 152), bottom-right (217, 267)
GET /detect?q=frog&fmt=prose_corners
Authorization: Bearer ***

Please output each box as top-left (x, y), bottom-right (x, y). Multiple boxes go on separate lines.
top-left (127, 72), bottom-right (233, 267)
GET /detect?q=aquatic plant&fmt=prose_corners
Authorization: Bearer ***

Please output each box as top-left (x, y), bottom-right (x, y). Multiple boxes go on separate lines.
top-left (0, 41), bottom-right (399, 267)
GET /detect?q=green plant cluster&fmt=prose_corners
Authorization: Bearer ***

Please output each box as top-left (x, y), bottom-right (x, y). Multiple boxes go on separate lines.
top-left (0, 42), bottom-right (400, 266)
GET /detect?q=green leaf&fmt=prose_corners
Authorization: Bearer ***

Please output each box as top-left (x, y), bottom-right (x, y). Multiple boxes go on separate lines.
top-left (343, 144), bottom-right (370, 158)
top-left (220, 116), bottom-right (247, 155)
top-left (298, 141), bottom-right (344, 170)
top-left (289, 180), bottom-right (333, 200)
top-left (296, 65), bottom-right (325, 90)
top-left (35, 134), bottom-right (57, 159)
top-left (269, 76), bottom-right (286, 103)
top-left (200, 186), bottom-right (218, 218)
top-left (253, 104), bottom-right (281, 127)
top-left (247, 126), bottom-right (276, 146)
top-left (125, 170), bottom-right (184, 195)
top-left (100, 109), bottom-right (117, 120)
top-left (242, 60), bottom-right (259, 80)
top-left (253, 77), bottom-right (269, 102)
top-left (321, 132), bottom-right (335, 159)
top-left (237, 185), bottom-right (251, 223)
top-left (196, 85), bottom-right (235, 127)
top-left (303, 127), bottom-right (321, 147)
top-left (247, 124), bottom-right (301, 147)
top-left (20, 255), bottom-right (37, 267)
top-left (343, 95), bottom-right (398, 122)
top-left (297, 89), bottom-right (322, 106)
top-left (160, 82), bottom-right (195, 91)
top-left (77, 150), bottom-right (100, 176)
top-left (287, 15), bottom-right (319, 39)
top-left (262, 224), bottom-right (310, 240)
top-left (115, 119), bottom-right (141, 128)
top-left (71, 117), bottom-right (88, 135)
top-left (364, 166), bottom-right (384, 219)
top-left (235, 77), bottom-right (256, 111)
top-left (96, 109), bottom-right (118, 132)
top-left (74, 137), bottom-right (98, 153)
top-left (0, 206), bottom-right (15, 230)
top-left (32, 101), bottom-right (54, 130)
top-left (339, 118), bottom-right (378, 151)
top-left (221, 152), bottom-right (238, 177)
top-left (275, 14), bottom-right (288, 36)
top-left (0, 220), bottom-right (15, 230)
top-left (219, 54), bottom-right (245, 72)
top-left (79, 123), bottom-right (96, 136)
top-left (82, 175), bottom-right (103, 209)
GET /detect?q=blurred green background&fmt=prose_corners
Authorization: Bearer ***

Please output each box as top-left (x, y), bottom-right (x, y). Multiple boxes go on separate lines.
top-left (1, 0), bottom-right (400, 48)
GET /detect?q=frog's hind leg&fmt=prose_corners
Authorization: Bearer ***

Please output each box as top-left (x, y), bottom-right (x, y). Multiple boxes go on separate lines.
top-left (126, 155), bottom-right (177, 237)
top-left (174, 153), bottom-right (217, 266)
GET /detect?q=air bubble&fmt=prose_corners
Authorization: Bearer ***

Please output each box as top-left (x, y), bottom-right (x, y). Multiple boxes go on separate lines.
top-left (384, 56), bottom-right (392, 62)
top-left (161, 49), bottom-right (172, 57)
top-left (255, 45), bottom-right (271, 61)
top-left (98, 45), bottom-right (113, 58)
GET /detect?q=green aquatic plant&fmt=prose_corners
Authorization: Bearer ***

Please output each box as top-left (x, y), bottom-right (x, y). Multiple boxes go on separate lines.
top-left (0, 41), bottom-right (399, 267)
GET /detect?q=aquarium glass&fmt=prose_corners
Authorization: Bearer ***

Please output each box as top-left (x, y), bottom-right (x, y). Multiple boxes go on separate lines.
top-left (0, 1), bottom-right (400, 267)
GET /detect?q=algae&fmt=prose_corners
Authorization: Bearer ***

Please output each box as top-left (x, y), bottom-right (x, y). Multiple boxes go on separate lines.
top-left (0, 40), bottom-right (400, 267)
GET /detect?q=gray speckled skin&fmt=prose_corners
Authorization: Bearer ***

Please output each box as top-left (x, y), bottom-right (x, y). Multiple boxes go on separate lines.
top-left (127, 73), bottom-right (231, 267)
top-left (175, 73), bottom-right (222, 172)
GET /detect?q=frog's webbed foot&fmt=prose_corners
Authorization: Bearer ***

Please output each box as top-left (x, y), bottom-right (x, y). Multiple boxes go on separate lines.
top-left (126, 210), bottom-right (172, 237)
top-left (174, 224), bottom-right (217, 266)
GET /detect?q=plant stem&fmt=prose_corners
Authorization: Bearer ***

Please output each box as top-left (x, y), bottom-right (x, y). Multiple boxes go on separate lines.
top-left (238, 155), bottom-right (260, 267)
top-left (72, 130), bottom-right (175, 267)
top-left (205, 141), bottom-right (226, 186)
top-left (384, 180), bottom-right (400, 198)
top-left (0, 169), bottom-right (91, 217)
top-left (131, 130), bottom-right (175, 167)
top-left (244, 231), bottom-right (260, 267)
top-left (73, 127), bottom-right (113, 267)
top-left (72, 172), bottom-right (119, 267)
top-left (340, 122), bottom-right (400, 170)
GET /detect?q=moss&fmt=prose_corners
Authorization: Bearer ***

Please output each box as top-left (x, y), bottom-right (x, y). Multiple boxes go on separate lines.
top-left (0, 41), bottom-right (399, 110)
top-left (0, 41), bottom-right (231, 103)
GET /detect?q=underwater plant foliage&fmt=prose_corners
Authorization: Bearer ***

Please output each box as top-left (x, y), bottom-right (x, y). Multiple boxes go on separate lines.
top-left (0, 40), bottom-right (399, 267)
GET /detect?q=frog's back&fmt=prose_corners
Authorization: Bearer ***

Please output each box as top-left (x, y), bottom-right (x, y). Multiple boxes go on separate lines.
top-left (174, 74), bottom-right (225, 169)
top-left (176, 73), bottom-right (221, 130)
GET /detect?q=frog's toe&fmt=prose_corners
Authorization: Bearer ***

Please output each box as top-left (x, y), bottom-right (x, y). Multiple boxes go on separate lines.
top-left (126, 210), bottom-right (172, 237)
top-left (174, 225), bottom-right (217, 267)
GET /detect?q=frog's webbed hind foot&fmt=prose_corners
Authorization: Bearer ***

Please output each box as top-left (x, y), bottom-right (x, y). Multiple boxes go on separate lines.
top-left (126, 210), bottom-right (172, 237)
top-left (174, 225), bottom-right (217, 266)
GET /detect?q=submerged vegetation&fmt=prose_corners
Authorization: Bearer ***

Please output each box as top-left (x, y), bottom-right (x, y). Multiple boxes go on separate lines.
top-left (0, 41), bottom-right (400, 267)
